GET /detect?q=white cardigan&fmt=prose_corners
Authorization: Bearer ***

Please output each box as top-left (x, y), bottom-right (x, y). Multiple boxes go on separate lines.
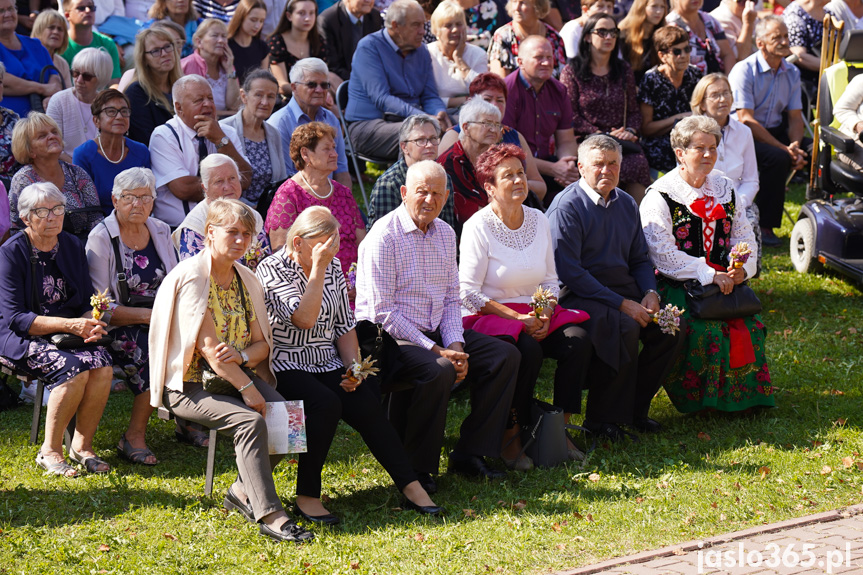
top-left (46, 88), bottom-right (98, 157)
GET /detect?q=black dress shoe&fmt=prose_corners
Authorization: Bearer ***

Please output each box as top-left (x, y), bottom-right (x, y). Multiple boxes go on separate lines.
top-left (632, 417), bottom-right (663, 434)
top-left (416, 472), bottom-right (438, 494)
top-left (583, 421), bottom-right (640, 443)
top-left (259, 520), bottom-right (315, 543)
top-left (292, 504), bottom-right (340, 526)
top-left (223, 486), bottom-right (255, 523)
top-left (402, 498), bottom-right (444, 516)
top-left (448, 452), bottom-right (506, 479)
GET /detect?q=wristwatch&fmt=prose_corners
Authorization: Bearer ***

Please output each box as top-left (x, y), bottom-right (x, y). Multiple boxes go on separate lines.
top-left (216, 136), bottom-right (230, 149)
top-left (240, 350), bottom-right (249, 366)
top-left (644, 288), bottom-right (660, 302)
top-left (227, 69), bottom-right (237, 80)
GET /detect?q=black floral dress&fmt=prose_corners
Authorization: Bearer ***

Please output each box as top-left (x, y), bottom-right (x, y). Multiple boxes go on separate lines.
top-left (267, 33), bottom-right (329, 77)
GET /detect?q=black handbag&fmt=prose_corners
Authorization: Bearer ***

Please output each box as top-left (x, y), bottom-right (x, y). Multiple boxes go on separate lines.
top-left (29, 65), bottom-right (64, 114)
top-left (355, 320), bottom-right (402, 391)
top-left (683, 280), bottom-right (762, 320)
top-left (520, 400), bottom-right (594, 468)
top-left (23, 233), bottom-right (113, 350)
top-left (104, 223), bottom-right (155, 309)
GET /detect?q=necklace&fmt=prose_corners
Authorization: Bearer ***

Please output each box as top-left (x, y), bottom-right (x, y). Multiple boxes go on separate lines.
top-left (300, 171), bottom-right (334, 200)
top-left (98, 134), bottom-right (125, 164)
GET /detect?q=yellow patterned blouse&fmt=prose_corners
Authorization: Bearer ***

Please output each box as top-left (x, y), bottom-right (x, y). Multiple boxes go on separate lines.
top-left (184, 273), bottom-right (256, 383)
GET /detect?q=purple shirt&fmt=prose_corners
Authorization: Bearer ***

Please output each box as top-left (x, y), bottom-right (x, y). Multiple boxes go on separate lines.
top-left (354, 204), bottom-right (464, 350)
top-left (502, 70), bottom-right (573, 160)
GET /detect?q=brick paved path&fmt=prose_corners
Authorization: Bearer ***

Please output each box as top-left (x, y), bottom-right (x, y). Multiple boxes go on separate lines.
top-left (557, 504), bottom-right (863, 575)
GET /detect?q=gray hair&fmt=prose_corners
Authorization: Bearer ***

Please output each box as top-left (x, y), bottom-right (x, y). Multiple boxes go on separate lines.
top-left (172, 74), bottom-right (211, 103)
top-left (112, 167), bottom-right (157, 199)
top-left (405, 159), bottom-right (446, 190)
top-left (670, 115), bottom-right (722, 150)
top-left (385, 0), bottom-right (422, 29)
top-left (72, 47), bottom-right (114, 90)
top-left (289, 57), bottom-right (329, 83)
top-left (285, 205), bottom-right (340, 255)
top-left (578, 134), bottom-right (622, 161)
top-left (399, 114), bottom-right (441, 143)
top-left (755, 14), bottom-right (785, 41)
top-left (458, 97), bottom-right (501, 143)
top-left (200, 154), bottom-right (240, 192)
top-left (18, 182), bottom-right (66, 222)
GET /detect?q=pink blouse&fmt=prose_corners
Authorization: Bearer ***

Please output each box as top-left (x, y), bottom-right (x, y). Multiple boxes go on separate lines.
top-left (264, 178), bottom-right (364, 277)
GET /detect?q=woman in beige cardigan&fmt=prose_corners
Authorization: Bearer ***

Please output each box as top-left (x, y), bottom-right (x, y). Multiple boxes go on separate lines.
top-left (148, 199), bottom-right (313, 544)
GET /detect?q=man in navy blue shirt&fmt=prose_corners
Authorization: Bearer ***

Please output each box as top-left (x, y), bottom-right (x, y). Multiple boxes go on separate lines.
top-left (547, 135), bottom-right (683, 441)
top-left (345, 0), bottom-right (450, 161)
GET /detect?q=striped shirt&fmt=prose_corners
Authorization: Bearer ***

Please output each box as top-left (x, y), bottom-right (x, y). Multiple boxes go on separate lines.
top-left (355, 204), bottom-right (464, 350)
top-left (256, 250), bottom-right (355, 373)
top-left (193, 0), bottom-right (239, 22)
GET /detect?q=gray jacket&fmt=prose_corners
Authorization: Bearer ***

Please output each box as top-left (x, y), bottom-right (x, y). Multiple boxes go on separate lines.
top-left (220, 110), bottom-right (288, 184)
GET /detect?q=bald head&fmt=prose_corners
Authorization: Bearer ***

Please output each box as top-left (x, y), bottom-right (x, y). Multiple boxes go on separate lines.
top-left (516, 35), bottom-right (554, 86)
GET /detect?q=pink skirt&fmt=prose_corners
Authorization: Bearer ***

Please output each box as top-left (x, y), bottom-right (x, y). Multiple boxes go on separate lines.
top-left (462, 303), bottom-right (589, 339)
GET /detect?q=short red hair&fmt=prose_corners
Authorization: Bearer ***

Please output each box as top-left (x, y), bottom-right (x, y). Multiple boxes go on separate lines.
top-left (469, 73), bottom-right (508, 98)
top-left (475, 143), bottom-right (526, 189)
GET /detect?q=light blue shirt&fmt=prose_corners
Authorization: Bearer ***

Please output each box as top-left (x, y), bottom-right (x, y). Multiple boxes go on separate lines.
top-left (266, 96), bottom-right (349, 176)
top-left (729, 50), bottom-right (802, 129)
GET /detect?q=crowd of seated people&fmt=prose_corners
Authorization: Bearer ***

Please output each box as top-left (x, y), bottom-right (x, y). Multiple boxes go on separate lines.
top-left (12, 0), bottom-right (856, 546)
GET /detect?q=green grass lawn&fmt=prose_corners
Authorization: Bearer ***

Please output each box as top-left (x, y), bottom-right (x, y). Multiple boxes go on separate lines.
top-left (1, 184), bottom-right (862, 574)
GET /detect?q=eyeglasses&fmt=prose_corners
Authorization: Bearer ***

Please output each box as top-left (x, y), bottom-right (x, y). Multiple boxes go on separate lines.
top-left (32, 205), bottom-right (66, 218)
top-left (663, 45), bottom-right (692, 56)
top-left (468, 121), bottom-right (501, 130)
top-left (100, 106), bottom-right (132, 117)
top-left (144, 44), bottom-right (174, 57)
top-left (592, 28), bottom-right (619, 38)
top-left (71, 69), bottom-right (97, 82)
top-left (74, 4), bottom-right (96, 12)
top-left (118, 194), bottom-right (154, 205)
top-left (295, 81), bottom-right (331, 90)
top-left (405, 136), bottom-right (441, 147)
top-left (705, 90), bottom-right (732, 102)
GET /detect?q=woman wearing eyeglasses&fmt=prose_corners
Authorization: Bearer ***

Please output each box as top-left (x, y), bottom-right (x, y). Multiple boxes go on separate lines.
top-left (561, 13), bottom-right (651, 202)
top-left (638, 26), bottom-right (702, 174)
top-left (45, 47), bottom-right (113, 160)
top-left (73, 89), bottom-right (152, 216)
top-left (85, 167), bottom-right (178, 466)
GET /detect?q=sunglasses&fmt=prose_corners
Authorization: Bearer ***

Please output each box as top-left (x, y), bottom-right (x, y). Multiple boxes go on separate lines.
top-left (663, 45), bottom-right (693, 56)
top-left (74, 4), bottom-right (96, 11)
top-left (592, 28), bottom-right (619, 38)
top-left (71, 69), bottom-right (97, 82)
top-left (295, 81), bottom-right (331, 90)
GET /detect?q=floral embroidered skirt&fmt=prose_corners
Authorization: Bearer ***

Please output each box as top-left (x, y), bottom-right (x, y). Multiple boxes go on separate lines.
top-left (0, 338), bottom-right (112, 390)
top-left (108, 324), bottom-right (150, 395)
top-left (658, 281), bottom-right (775, 413)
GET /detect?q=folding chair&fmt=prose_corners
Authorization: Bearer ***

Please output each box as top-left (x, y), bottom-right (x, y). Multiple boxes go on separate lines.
top-left (157, 407), bottom-right (219, 496)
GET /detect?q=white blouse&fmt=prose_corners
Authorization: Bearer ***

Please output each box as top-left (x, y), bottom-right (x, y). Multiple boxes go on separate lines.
top-left (427, 42), bottom-right (489, 107)
top-left (45, 88), bottom-right (98, 157)
top-left (458, 205), bottom-right (559, 314)
top-left (713, 115), bottom-right (759, 209)
top-left (640, 167), bottom-right (758, 286)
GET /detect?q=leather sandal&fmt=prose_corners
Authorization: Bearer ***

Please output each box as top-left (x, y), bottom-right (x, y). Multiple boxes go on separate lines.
top-left (69, 448), bottom-right (111, 474)
top-left (117, 435), bottom-right (158, 466)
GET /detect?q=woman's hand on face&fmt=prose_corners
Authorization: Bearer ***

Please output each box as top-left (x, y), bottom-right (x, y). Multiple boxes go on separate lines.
top-left (213, 341), bottom-right (242, 365)
top-left (340, 371), bottom-right (361, 392)
top-left (311, 233), bottom-right (339, 271)
top-left (713, 271), bottom-right (735, 295)
top-left (241, 385), bottom-right (266, 416)
top-left (68, 317), bottom-right (108, 341)
top-left (726, 265), bottom-right (746, 285)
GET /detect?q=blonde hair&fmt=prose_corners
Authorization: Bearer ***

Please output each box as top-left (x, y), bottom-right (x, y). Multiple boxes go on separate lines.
top-left (31, 10), bottom-right (69, 56)
top-left (194, 18), bottom-right (229, 47)
top-left (285, 206), bottom-right (340, 255)
top-left (149, 0), bottom-right (198, 23)
top-left (506, 0), bottom-right (550, 19)
top-left (204, 199), bottom-right (257, 246)
top-left (130, 28), bottom-right (182, 113)
top-left (690, 73), bottom-right (731, 115)
top-left (430, 0), bottom-right (465, 38)
top-left (12, 113), bottom-right (64, 165)
top-left (619, 0), bottom-right (667, 71)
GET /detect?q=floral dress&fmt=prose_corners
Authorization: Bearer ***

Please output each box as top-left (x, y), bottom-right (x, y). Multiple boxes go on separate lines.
top-left (0, 243), bottom-right (112, 389)
top-left (267, 33), bottom-right (329, 78)
top-left (0, 106), bottom-right (20, 186)
top-left (666, 10), bottom-right (728, 75)
top-left (641, 169), bottom-right (774, 413)
top-left (185, 273), bottom-right (255, 383)
top-left (243, 137), bottom-right (273, 204)
top-left (638, 65), bottom-right (703, 172)
top-left (466, 0), bottom-right (510, 49)
top-left (108, 238), bottom-right (166, 395)
top-left (488, 22), bottom-right (567, 79)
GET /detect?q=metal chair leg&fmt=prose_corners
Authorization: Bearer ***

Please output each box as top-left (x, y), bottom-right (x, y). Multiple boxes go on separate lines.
top-left (29, 378), bottom-right (42, 445)
top-left (205, 428), bottom-right (218, 496)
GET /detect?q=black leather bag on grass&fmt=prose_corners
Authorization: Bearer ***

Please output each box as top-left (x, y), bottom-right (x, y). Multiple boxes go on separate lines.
top-left (683, 280), bottom-right (762, 320)
top-left (523, 400), bottom-right (593, 468)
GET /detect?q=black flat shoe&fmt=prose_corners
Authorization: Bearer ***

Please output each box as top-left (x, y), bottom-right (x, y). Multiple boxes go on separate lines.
top-left (448, 452), bottom-right (506, 479)
top-left (223, 486), bottom-right (255, 523)
top-left (583, 421), bottom-right (640, 443)
top-left (293, 504), bottom-right (340, 526)
top-left (259, 520), bottom-right (315, 543)
top-left (416, 472), bottom-right (438, 494)
top-left (632, 417), bottom-right (663, 434)
top-left (402, 498), bottom-right (444, 516)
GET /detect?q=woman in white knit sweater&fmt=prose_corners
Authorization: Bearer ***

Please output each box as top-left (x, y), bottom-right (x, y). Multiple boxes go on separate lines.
top-left (45, 47), bottom-right (113, 159)
top-left (458, 143), bottom-right (592, 470)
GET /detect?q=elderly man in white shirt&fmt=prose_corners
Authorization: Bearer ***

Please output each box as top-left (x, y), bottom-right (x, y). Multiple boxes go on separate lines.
top-left (149, 74), bottom-right (251, 227)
